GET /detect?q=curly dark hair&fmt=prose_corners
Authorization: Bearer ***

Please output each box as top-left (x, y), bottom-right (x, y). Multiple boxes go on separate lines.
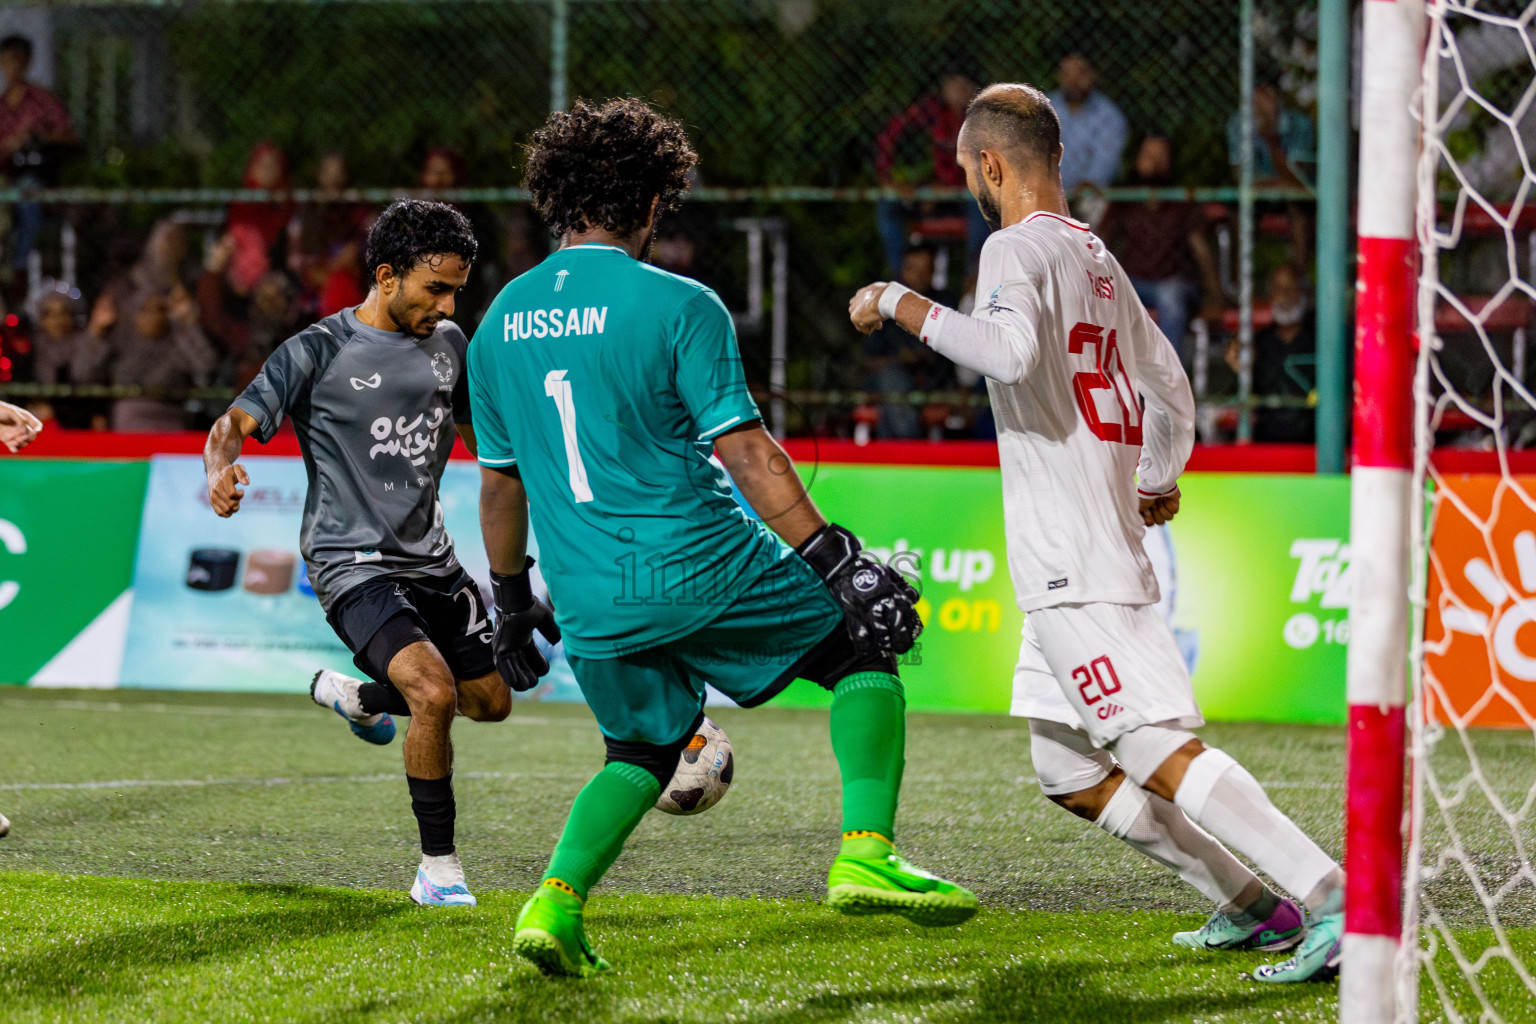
top-left (364, 199), bottom-right (478, 280)
top-left (524, 98), bottom-right (698, 239)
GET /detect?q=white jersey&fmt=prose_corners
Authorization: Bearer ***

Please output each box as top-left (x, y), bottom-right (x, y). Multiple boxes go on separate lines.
top-left (919, 210), bottom-right (1195, 612)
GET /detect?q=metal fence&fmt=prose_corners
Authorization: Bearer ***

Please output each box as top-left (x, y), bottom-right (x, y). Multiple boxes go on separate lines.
top-left (1, 0), bottom-right (1322, 438)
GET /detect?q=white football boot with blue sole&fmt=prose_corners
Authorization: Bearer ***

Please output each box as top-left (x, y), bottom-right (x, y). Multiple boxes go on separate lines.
top-left (310, 669), bottom-right (396, 745)
top-left (410, 853), bottom-right (477, 907)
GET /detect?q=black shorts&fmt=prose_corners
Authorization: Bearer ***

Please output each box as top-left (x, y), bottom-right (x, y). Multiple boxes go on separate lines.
top-left (774, 620), bottom-right (900, 695)
top-left (325, 569), bottom-right (496, 686)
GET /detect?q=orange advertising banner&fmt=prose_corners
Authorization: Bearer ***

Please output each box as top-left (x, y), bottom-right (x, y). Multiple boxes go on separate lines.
top-left (1426, 474), bottom-right (1536, 728)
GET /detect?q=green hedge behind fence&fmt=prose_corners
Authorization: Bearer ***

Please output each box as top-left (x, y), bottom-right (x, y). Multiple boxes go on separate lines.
top-left (51, 0), bottom-right (1317, 191)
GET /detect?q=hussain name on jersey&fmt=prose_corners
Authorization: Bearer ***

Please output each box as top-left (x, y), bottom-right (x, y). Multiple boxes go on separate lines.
top-left (501, 307), bottom-right (610, 341)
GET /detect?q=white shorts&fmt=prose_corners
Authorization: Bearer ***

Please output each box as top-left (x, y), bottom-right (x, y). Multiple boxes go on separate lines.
top-left (1009, 601), bottom-right (1203, 747)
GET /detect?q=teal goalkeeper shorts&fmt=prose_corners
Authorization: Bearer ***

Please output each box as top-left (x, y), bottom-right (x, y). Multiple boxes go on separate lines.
top-left (567, 547), bottom-right (848, 746)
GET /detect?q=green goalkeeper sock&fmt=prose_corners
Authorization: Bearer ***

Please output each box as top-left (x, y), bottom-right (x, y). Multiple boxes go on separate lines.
top-left (541, 761), bottom-right (661, 901)
top-left (829, 671), bottom-right (906, 848)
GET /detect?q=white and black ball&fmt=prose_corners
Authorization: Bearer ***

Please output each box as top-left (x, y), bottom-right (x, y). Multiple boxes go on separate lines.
top-left (655, 717), bottom-right (734, 815)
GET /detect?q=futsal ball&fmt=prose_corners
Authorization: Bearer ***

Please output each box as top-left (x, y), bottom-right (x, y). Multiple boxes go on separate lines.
top-left (655, 717), bottom-right (734, 815)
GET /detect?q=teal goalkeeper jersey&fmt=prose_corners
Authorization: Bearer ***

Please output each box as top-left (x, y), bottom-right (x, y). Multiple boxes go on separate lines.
top-left (468, 243), bottom-right (785, 658)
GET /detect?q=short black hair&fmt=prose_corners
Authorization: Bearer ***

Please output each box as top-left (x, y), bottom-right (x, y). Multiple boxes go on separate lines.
top-left (962, 83), bottom-right (1062, 169)
top-left (524, 97), bottom-right (698, 240)
top-left (0, 36), bottom-right (32, 61)
top-left (364, 199), bottom-right (477, 281)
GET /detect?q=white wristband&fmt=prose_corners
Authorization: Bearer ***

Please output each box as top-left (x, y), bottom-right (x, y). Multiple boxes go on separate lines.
top-left (877, 282), bottom-right (911, 320)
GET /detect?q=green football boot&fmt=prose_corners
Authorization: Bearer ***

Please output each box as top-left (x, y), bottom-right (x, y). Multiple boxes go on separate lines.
top-left (512, 882), bottom-right (611, 978)
top-left (826, 834), bottom-right (979, 927)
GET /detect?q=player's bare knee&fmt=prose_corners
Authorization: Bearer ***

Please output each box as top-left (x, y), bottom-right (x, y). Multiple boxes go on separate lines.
top-left (1028, 718), bottom-right (1117, 807)
top-left (1142, 738), bottom-right (1206, 801)
top-left (466, 683), bottom-right (512, 722)
top-left (478, 696), bottom-right (512, 723)
top-left (1047, 767), bottom-right (1127, 820)
top-left (1110, 725), bottom-right (1203, 799)
top-left (399, 667), bottom-right (458, 720)
top-left (416, 686), bottom-right (459, 721)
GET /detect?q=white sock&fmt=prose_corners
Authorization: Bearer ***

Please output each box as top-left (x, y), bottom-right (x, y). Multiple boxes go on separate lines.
top-left (420, 851), bottom-right (466, 887)
top-left (1173, 748), bottom-right (1342, 910)
top-left (1095, 778), bottom-right (1261, 909)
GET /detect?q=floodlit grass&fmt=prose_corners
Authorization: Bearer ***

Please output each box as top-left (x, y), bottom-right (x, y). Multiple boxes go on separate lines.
top-left (0, 687), bottom-right (1527, 1022)
top-left (0, 874), bottom-right (1336, 1023)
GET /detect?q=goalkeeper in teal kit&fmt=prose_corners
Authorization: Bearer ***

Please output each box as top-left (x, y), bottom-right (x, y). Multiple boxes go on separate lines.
top-left (470, 98), bottom-right (978, 977)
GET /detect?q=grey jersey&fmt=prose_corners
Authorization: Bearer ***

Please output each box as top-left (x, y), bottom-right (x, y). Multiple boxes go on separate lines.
top-left (232, 309), bottom-right (472, 610)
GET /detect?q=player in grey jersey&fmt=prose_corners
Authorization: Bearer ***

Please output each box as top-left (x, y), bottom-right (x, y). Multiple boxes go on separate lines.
top-left (203, 201), bottom-right (556, 906)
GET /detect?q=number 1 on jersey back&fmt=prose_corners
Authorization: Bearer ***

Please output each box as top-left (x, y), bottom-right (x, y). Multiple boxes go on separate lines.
top-left (544, 369), bottom-right (595, 503)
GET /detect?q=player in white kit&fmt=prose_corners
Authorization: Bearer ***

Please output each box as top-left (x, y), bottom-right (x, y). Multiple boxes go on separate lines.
top-left (848, 83), bottom-right (1344, 983)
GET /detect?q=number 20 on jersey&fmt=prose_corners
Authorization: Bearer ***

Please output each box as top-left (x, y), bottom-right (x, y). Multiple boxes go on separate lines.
top-left (1069, 321), bottom-right (1142, 446)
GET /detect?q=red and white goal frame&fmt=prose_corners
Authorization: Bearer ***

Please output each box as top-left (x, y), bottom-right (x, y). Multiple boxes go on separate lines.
top-left (1348, 0), bottom-right (1536, 1020)
top-left (1345, 0), bottom-right (1423, 1021)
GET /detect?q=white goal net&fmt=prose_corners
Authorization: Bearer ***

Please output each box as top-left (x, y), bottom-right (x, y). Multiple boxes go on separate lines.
top-left (1407, 1), bottom-right (1536, 1021)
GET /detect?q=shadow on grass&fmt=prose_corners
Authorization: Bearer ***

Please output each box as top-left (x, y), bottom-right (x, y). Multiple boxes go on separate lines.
top-left (433, 981), bottom-right (960, 1024)
top-left (671, 955), bottom-right (1316, 1024)
top-left (1, 884), bottom-right (408, 1004)
top-left (963, 958), bottom-right (1315, 1023)
top-left (800, 984), bottom-right (965, 1015)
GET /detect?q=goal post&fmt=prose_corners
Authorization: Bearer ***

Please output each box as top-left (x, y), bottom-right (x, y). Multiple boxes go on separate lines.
top-left (1351, 0), bottom-right (1536, 1020)
top-left (1345, 1), bottom-right (1425, 1022)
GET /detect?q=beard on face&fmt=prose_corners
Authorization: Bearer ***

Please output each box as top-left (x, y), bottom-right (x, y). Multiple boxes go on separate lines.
top-left (388, 289), bottom-right (438, 338)
top-left (975, 185), bottom-right (1003, 231)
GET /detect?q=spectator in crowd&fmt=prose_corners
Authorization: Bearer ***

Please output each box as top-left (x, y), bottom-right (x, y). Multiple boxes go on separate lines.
top-left (1226, 264), bottom-right (1315, 443)
top-left (0, 34), bottom-right (78, 293)
top-left (225, 140), bottom-right (293, 284)
top-left (29, 289), bottom-right (110, 429)
top-left (1046, 53), bottom-right (1127, 194)
top-left (873, 66), bottom-right (986, 278)
top-left (1096, 135), bottom-right (1224, 368)
top-left (420, 146), bottom-right (496, 330)
top-left (862, 245), bottom-right (958, 439)
top-left (1228, 81), bottom-right (1315, 268)
top-left (1227, 81), bottom-right (1316, 189)
top-left (288, 150), bottom-right (371, 317)
top-left (197, 230), bottom-right (258, 361)
top-left (105, 219), bottom-right (190, 313)
top-left (198, 231), bottom-right (308, 386)
top-left (106, 285), bottom-right (217, 433)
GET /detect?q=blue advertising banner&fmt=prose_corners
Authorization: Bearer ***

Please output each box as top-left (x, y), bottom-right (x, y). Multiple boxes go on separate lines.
top-left (120, 455), bottom-right (579, 699)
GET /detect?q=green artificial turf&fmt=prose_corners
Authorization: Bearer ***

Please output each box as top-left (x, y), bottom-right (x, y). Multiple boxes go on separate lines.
top-left (0, 873), bottom-right (1330, 1024)
top-left (0, 687), bottom-right (1530, 1022)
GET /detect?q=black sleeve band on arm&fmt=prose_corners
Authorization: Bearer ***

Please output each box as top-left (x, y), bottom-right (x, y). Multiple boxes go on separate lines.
top-left (490, 557), bottom-right (535, 614)
top-left (795, 523), bottom-right (860, 583)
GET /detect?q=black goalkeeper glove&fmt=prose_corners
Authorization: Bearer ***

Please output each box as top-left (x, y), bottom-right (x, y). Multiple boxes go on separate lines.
top-left (489, 558), bottom-right (562, 693)
top-left (796, 522), bottom-right (922, 659)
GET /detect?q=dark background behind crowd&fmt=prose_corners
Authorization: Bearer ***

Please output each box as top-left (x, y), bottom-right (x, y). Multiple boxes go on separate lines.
top-left (0, 0), bottom-right (1466, 445)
